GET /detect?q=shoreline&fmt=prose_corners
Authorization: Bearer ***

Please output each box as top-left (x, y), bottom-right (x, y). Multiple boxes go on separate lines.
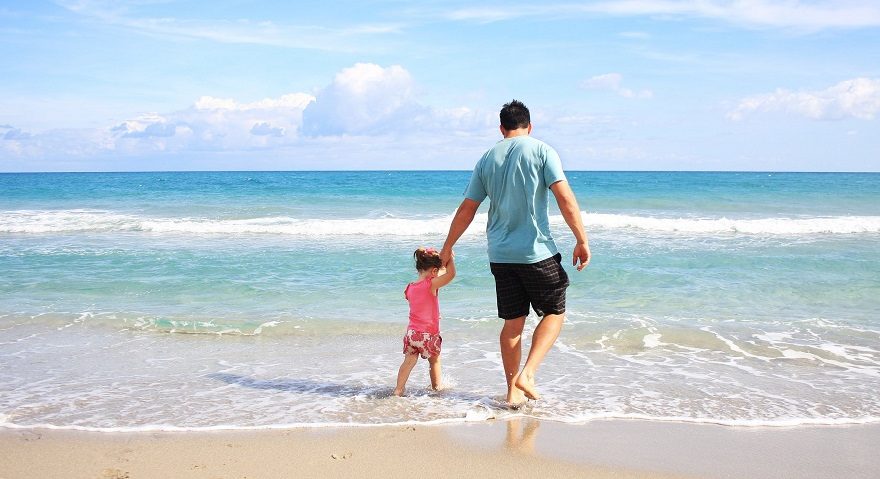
top-left (2, 413), bottom-right (878, 433)
top-left (1, 419), bottom-right (877, 479)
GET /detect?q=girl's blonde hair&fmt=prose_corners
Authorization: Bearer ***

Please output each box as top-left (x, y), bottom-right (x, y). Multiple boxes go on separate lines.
top-left (414, 247), bottom-right (442, 271)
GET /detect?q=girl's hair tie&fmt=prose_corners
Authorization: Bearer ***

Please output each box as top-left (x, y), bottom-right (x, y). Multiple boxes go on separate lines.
top-left (414, 246), bottom-right (442, 270)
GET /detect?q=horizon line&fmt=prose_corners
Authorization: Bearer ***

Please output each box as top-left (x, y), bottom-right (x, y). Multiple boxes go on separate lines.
top-left (2, 169), bottom-right (879, 175)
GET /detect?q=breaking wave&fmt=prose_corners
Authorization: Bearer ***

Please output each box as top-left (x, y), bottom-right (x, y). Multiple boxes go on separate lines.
top-left (2, 209), bottom-right (879, 236)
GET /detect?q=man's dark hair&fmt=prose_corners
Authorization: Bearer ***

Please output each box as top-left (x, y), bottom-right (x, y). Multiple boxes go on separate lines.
top-left (499, 100), bottom-right (530, 130)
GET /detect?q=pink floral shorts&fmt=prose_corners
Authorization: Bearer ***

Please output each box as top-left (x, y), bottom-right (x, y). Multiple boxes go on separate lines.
top-left (402, 329), bottom-right (442, 359)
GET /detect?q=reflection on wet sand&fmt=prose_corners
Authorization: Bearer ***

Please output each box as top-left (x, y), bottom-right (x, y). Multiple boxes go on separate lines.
top-left (505, 418), bottom-right (540, 454)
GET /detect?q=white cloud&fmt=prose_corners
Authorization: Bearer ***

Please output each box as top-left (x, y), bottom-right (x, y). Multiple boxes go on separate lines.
top-left (581, 73), bottom-right (653, 99)
top-left (446, 8), bottom-right (521, 23)
top-left (250, 122), bottom-right (285, 137)
top-left (0, 126), bottom-right (117, 160)
top-left (728, 77), bottom-right (880, 121)
top-left (2, 127), bottom-right (31, 140)
top-left (1, 63), bottom-right (495, 162)
top-left (111, 113), bottom-right (177, 138)
top-left (445, 1), bottom-right (880, 31)
top-left (101, 92), bottom-right (316, 152)
top-left (194, 94), bottom-right (314, 112)
top-left (192, 97), bottom-right (239, 111)
top-left (57, 1), bottom-right (401, 52)
top-left (302, 63), bottom-right (427, 136)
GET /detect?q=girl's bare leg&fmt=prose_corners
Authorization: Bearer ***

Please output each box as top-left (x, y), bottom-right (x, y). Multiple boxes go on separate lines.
top-left (428, 353), bottom-right (442, 390)
top-left (394, 353), bottom-right (419, 396)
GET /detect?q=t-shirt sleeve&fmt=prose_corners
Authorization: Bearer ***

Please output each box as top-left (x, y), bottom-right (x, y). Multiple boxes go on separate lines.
top-left (463, 160), bottom-right (487, 202)
top-left (543, 146), bottom-right (567, 187)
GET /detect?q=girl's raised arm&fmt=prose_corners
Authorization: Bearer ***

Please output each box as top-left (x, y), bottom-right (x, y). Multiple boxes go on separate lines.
top-left (431, 256), bottom-right (456, 293)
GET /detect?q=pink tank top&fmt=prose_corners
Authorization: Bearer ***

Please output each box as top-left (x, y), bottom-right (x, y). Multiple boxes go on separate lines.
top-left (405, 277), bottom-right (440, 334)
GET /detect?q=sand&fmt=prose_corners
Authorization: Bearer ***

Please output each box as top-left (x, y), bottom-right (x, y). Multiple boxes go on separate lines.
top-left (1, 419), bottom-right (877, 479)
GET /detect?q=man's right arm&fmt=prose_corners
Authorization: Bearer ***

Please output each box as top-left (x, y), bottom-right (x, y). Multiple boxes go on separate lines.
top-left (440, 198), bottom-right (480, 267)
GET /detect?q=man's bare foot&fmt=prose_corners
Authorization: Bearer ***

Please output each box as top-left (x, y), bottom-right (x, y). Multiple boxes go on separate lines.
top-left (515, 372), bottom-right (541, 401)
top-left (393, 388), bottom-right (404, 397)
top-left (506, 384), bottom-right (526, 408)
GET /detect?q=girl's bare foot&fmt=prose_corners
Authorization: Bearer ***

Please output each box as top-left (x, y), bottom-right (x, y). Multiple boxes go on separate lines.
top-left (515, 372), bottom-right (541, 401)
top-left (393, 388), bottom-right (404, 397)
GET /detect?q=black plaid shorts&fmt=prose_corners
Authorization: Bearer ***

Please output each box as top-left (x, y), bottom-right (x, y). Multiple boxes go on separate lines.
top-left (489, 253), bottom-right (570, 320)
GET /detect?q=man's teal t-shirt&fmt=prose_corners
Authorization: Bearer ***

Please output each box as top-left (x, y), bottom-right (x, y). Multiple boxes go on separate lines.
top-left (464, 135), bottom-right (567, 264)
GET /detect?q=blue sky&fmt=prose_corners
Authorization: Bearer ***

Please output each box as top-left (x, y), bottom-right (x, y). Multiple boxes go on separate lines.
top-left (1, 1), bottom-right (879, 172)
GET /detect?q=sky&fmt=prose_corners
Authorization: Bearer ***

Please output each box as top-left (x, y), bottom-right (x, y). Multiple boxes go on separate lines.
top-left (1, 1), bottom-right (879, 172)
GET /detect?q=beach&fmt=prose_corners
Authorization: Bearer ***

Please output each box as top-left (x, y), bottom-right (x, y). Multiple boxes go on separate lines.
top-left (5, 0), bottom-right (880, 474)
top-left (2, 420), bottom-right (878, 478)
top-left (2, 171), bottom-right (879, 477)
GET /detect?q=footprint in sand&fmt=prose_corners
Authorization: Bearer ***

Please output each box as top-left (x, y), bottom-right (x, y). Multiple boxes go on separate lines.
top-left (101, 468), bottom-right (130, 479)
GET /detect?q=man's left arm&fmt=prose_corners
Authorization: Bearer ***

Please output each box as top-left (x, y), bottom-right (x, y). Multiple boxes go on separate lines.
top-left (550, 180), bottom-right (591, 271)
top-left (440, 198), bottom-right (480, 267)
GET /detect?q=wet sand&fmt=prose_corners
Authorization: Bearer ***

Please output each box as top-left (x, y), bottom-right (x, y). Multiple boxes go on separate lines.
top-left (1, 419), bottom-right (877, 478)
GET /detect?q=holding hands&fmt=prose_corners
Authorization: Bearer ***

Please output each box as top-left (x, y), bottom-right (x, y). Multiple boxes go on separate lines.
top-left (440, 247), bottom-right (454, 269)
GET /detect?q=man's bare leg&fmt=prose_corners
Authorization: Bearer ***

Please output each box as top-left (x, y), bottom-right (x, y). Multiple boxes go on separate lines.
top-left (500, 316), bottom-right (526, 405)
top-left (515, 313), bottom-right (564, 400)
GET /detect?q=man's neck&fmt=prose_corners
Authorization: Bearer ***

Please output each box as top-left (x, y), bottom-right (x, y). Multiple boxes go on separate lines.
top-left (501, 125), bottom-right (531, 138)
top-left (502, 129), bottom-right (530, 139)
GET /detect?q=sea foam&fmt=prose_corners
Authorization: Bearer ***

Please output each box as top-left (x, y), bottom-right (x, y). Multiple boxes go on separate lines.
top-left (3, 209), bottom-right (879, 236)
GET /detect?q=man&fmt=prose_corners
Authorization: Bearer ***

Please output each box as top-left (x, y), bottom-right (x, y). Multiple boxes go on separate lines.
top-left (440, 100), bottom-right (590, 405)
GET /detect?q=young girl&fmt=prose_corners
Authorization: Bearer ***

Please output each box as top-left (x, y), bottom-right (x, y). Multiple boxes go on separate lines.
top-left (394, 247), bottom-right (455, 396)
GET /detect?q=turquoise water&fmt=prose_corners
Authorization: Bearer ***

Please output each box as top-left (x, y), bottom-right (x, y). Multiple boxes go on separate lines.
top-left (1, 171), bottom-right (879, 430)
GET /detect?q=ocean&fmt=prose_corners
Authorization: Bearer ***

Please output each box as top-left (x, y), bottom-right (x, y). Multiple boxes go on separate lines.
top-left (1, 171), bottom-right (878, 431)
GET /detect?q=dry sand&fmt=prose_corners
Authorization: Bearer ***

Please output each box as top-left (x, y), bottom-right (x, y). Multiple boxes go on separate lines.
top-left (1, 419), bottom-right (877, 479)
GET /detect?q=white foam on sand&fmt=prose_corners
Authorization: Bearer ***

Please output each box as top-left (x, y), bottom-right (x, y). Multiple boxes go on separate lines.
top-left (2, 411), bottom-right (879, 433)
